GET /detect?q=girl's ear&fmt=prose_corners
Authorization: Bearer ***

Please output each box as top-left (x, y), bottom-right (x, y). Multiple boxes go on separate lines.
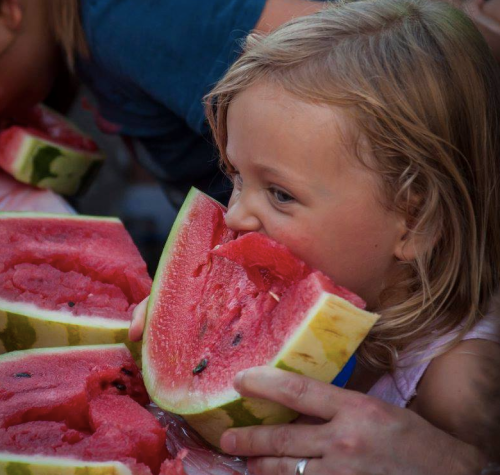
top-left (0, 0), bottom-right (23, 49)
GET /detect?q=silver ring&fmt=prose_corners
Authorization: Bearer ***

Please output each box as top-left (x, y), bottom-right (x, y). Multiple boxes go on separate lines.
top-left (295, 458), bottom-right (309, 475)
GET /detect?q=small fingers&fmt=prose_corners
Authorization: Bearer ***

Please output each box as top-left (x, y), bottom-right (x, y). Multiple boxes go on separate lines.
top-left (220, 424), bottom-right (325, 457)
top-left (129, 296), bottom-right (149, 342)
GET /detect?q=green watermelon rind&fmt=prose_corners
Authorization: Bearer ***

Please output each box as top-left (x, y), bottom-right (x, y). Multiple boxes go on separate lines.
top-left (8, 129), bottom-right (105, 197)
top-left (141, 188), bottom-right (379, 448)
top-left (0, 212), bottom-right (120, 223)
top-left (0, 452), bottom-right (133, 475)
top-left (0, 343), bottom-right (127, 361)
top-left (0, 298), bottom-right (131, 329)
top-left (0, 305), bottom-right (141, 362)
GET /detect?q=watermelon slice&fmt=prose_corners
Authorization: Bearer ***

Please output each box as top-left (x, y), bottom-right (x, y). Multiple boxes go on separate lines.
top-left (0, 344), bottom-right (169, 475)
top-left (0, 105), bottom-right (105, 195)
top-left (0, 213), bottom-right (152, 360)
top-left (142, 189), bottom-right (379, 448)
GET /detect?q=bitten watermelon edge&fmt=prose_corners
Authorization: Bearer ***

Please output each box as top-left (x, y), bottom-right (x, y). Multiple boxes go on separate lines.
top-left (142, 188), bottom-right (379, 448)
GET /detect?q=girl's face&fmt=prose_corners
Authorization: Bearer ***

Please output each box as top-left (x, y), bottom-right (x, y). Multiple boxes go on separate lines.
top-left (225, 81), bottom-right (407, 308)
top-left (0, 1), bottom-right (59, 119)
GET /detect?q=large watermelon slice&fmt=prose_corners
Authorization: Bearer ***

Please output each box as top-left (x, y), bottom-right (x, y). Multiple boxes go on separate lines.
top-left (0, 213), bottom-right (151, 360)
top-left (0, 344), bottom-right (169, 475)
top-left (0, 105), bottom-right (105, 195)
top-left (142, 189), bottom-right (379, 448)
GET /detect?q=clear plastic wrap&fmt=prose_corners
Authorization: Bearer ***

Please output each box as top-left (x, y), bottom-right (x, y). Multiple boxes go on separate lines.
top-left (148, 404), bottom-right (247, 475)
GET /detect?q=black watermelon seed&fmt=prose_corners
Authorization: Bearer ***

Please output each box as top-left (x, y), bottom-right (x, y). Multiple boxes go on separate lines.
top-left (112, 381), bottom-right (126, 391)
top-left (68, 301), bottom-right (76, 308)
top-left (121, 368), bottom-right (133, 376)
top-left (232, 333), bottom-right (242, 346)
top-left (193, 358), bottom-right (208, 375)
top-left (15, 372), bottom-right (31, 378)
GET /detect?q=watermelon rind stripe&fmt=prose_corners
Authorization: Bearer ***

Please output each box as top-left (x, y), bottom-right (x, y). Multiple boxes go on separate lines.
top-left (0, 343), bottom-right (128, 362)
top-left (0, 452), bottom-right (133, 475)
top-left (0, 212), bottom-right (120, 223)
top-left (7, 132), bottom-right (104, 196)
top-left (0, 307), bottom-right (141, 363)
top-left (0, 300), bottom-right (130, 329)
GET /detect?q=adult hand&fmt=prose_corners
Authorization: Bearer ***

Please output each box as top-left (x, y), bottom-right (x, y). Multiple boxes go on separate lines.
top-left (220, 367), bottom-right (485, 475)
top-left (129, 296), bottom-right (149, 341)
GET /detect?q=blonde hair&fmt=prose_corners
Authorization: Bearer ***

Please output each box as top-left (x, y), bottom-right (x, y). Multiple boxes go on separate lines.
top-left (205, 0), bottom-right (500, 370)
top-left (46, 0), bottom-right (88, 69)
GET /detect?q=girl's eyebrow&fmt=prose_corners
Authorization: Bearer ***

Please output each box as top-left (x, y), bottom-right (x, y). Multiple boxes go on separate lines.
top-left (226, 150), bottom-right (311, 190)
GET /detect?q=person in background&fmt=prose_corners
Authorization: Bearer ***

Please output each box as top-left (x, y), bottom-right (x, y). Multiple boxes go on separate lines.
top-left (0, 0), bottom-right (326, 207)
top-left (0, 0), bottom-right (499, 208)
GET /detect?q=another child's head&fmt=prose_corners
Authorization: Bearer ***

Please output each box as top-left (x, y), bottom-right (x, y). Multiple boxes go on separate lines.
top-left (0, 0), bottom-right (85, 118)
top-left (206, 0), bottom-right (500, 369)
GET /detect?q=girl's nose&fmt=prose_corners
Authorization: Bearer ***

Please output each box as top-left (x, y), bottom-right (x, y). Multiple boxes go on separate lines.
top-left (225, 195), bottom-right (262, 233)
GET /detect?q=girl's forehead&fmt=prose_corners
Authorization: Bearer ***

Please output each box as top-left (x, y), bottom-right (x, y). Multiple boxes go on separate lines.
top-left (226, 82), bottom-right (379, 199)
top-left (228, 81), bottom-right (370, 171)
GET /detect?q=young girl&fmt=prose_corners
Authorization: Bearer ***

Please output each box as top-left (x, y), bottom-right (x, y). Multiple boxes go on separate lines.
top-left (129, 0), bottom-right (500, 468)
top-left (199, 0), bottom-right (500, 465)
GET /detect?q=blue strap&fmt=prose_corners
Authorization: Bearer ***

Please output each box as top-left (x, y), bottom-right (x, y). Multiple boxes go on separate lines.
top-left (331, 355), bottom-right (356, 387)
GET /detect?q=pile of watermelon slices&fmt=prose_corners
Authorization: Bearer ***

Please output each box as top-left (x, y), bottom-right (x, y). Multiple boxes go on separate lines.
top-left (0, 212), bottom-right (152, 360)
top-left (0, 188), bottom-right (380, 473)
top-left (0, 105), bottom-right (105, 195)
top-left (0, 344), bottom-right (180, 475)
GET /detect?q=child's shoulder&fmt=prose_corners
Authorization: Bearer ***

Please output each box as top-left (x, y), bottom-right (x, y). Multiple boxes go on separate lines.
top-left (410, 336), bottom-right (500, 445)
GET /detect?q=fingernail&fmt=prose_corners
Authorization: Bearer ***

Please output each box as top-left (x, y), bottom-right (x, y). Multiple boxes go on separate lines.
top-left (234, 370), bottom-right (245, 391)
top-left (220, 431), bottom-right (236, 453)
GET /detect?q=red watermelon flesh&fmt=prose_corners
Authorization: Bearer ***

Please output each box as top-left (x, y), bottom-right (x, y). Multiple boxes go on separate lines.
top-left (145, 192), bottom-right (365, 404)
top-left (0, 345), bottom-right (168, 474)
top-left (0, 215), bottom-right (151, 321)
top-left (159, 449), bottom-right (188, 475)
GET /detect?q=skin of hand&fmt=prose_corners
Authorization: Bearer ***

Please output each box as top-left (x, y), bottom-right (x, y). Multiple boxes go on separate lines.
top-left (218, 367), bottom-right (486, 475)
top-left (129, 296), bottom-right (148, 342)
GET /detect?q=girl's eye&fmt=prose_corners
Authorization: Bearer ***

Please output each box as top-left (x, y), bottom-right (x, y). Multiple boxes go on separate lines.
top-left (270, 187), bottom-right (295, 204)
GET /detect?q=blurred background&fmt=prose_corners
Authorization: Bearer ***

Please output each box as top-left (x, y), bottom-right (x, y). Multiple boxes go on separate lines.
top-left (57, 86), bottom-right (177, 276)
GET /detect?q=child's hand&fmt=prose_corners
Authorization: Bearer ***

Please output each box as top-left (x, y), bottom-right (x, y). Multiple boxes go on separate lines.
top-left (220, 367), bottom-right (485, 475)
top-left (129, 297), bottom-right (149, 342)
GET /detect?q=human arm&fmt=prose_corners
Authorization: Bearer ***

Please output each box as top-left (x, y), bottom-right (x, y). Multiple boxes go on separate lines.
top-left (254, 0), bottom-right (325, 33)
top-left (408, 338), bottom-right (500, 454)
top-left (220, 366), bottom-right (487, 475)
